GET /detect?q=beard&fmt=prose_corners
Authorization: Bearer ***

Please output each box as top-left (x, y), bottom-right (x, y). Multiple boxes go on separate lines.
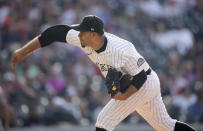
top-left (81, 44), bottom-right (85, 48)
top-left (80, 40), bottom-right (86, 48)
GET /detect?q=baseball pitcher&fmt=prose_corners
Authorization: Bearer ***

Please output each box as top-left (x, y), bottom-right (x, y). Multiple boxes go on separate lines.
top-left (12, 15), bottom-right (196, 131)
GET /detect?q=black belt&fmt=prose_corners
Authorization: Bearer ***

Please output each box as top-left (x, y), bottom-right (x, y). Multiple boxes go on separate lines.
top-left (146, 68), bottom-right (151, 75)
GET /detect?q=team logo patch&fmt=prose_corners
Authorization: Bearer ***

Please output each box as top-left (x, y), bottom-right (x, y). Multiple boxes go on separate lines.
top-left (137, 58), bottom-right (145, 67)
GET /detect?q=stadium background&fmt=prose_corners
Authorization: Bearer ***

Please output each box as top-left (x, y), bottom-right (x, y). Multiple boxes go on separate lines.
top-left (0, 0), bottom-right (203, 130)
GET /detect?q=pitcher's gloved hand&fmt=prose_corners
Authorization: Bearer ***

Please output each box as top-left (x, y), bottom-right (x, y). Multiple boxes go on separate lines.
top-left (105, 68), bottom-right (132, 97)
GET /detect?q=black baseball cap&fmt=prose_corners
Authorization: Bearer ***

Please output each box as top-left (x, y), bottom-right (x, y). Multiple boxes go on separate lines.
top-left (71, 15), bottom-right (104, 35)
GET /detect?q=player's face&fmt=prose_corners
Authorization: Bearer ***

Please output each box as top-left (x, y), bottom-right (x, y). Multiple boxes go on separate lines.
top-left (78, 32), bottom-right (93, 48)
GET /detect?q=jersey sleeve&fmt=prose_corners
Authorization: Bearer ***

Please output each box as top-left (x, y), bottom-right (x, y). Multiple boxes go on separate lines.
top-left (122, 44), bottom-right (150, 76)
top-left (66, 29), bottom-right (81, 47)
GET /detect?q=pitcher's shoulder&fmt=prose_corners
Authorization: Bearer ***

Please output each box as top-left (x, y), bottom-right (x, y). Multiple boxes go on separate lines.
top-left (105, 32), bottom-right (133, 51)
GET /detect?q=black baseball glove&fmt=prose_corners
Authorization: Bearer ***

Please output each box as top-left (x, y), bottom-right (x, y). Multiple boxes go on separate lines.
top-left (105, 68), bottom-right (132, 97)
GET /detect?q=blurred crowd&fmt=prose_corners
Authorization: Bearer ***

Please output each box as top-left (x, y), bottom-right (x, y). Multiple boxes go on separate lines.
top-left (0, 0), bottom-right (203, 128)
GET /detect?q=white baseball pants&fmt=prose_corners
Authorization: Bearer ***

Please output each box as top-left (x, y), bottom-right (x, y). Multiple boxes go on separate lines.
top-left (95, 71), bottom-right (176, 131)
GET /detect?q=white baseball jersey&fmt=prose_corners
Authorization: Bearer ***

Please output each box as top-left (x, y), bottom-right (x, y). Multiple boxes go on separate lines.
top-left (66, 29), bottom-right (150, 77)
top-left (66, 29), bottom-right (177, 131)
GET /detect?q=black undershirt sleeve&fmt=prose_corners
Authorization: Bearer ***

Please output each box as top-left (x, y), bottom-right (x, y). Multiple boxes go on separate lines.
top-left (131, 70), bottom-right (147, 90)
top-left (38, 25), bottom-right (71, 47)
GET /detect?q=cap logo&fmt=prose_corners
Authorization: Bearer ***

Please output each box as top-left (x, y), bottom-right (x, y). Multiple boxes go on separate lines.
top-left (91, 28), bottom-right (94, 31)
